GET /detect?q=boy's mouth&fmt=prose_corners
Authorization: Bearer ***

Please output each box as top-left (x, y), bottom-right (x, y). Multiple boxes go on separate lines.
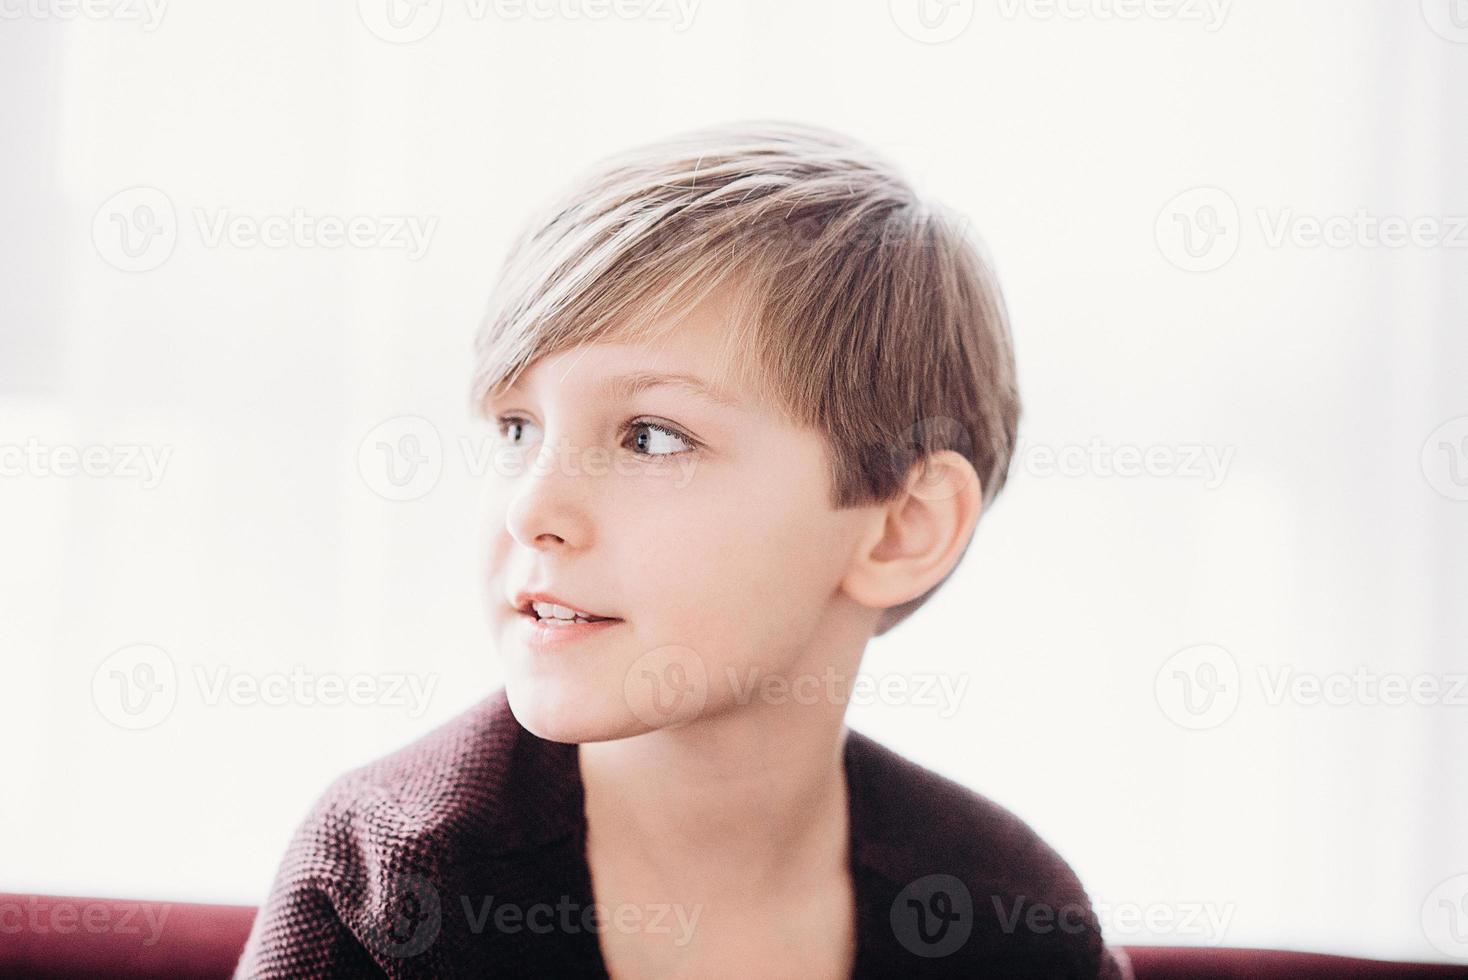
top-left (512, 591), bottom-right (621, 626)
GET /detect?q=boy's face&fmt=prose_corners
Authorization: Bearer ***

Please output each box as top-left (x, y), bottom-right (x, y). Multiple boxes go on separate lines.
top-left (480, 286), bottom-right (878, 743)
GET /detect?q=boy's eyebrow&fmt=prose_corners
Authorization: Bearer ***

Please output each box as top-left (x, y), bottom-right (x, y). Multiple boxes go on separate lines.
top-left (597, 370), bottom-right (741, 408)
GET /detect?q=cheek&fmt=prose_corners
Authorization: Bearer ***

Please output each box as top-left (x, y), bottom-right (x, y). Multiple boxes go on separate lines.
top-left (625, 466), bottom-right (844, 667)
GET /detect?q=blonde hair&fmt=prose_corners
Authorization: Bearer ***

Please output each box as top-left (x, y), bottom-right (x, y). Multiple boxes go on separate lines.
top-left (470, 120), bottom-right (1020, 635)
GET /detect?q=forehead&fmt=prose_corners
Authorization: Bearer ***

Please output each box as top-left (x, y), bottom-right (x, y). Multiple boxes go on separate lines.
top-left (503, 283), bottom-right (764, 407)
top-left (510, 358), bottom-right (744, 410)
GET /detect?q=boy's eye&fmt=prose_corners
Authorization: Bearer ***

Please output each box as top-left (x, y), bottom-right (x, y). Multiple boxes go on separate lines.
top-left (624, 420), bottom-right (695, 457)
top-left (495, 415), bottom-right (541, 446)
top-left (492, 415), bottom-right (695, 457)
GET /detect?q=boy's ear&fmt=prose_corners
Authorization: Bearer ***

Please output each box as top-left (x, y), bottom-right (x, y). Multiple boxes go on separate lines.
top-left (841, 450), bottom-right (984, 620)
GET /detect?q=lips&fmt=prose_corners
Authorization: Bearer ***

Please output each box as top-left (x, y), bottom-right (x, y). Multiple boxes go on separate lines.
top-left (510, 590), bottom-right (621, 624)
top-left (507, 589), bottom-right (624, 651)
top-left (518, 613), bottom-right (623, 651)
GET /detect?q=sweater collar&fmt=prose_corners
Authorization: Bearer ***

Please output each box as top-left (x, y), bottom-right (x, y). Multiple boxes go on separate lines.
top-left (487, 687), bottom-right (907, 887)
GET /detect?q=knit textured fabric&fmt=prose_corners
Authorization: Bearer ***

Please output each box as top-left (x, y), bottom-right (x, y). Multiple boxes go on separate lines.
top-left (234, 687), bottom-right (1132, 978)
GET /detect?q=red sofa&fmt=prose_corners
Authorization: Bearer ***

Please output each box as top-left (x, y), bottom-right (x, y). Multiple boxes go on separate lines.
top-left (2, 893), bottom-right (1465, 979)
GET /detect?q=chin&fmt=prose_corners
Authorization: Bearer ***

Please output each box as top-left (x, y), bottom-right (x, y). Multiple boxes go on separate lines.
top-left (494, 619), bottom-right (720, 742)
top-left (502, 673), bottom-right (652, 744)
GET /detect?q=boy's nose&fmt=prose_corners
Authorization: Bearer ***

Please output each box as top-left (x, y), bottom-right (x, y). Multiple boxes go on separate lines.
top-left (503, 457), bottom-right (596, 554)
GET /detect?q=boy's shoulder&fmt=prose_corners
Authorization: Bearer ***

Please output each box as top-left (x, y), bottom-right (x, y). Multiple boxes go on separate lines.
top-left (843, 728), bottom-right (1131, 978)
top-left (843, 725), bottom-right (1092, 907)
top-left (303, 686), bottom-right (576, 869)
top-left (238, 689), bottom-right (578, 976)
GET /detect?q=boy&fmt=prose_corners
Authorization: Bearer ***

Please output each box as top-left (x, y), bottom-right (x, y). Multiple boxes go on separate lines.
top-left (235, 121), bottom-right (1130, 978)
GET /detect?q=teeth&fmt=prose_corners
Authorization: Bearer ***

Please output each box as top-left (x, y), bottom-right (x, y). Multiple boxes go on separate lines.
top-left (530, 600), bottom-right (604, 623)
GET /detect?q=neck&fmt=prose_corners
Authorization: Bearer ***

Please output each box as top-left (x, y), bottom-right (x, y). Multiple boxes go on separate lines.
top-left (578, 618), bottom-right (870, 900)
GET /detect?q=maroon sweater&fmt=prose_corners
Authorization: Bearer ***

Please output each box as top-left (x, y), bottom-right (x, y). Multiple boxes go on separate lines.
top-left (234, 687), bottom-right (1131, 978)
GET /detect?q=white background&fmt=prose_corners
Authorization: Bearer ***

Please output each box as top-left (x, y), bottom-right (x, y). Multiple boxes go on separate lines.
top-left (3, 0), bottom-right (1467, 964)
